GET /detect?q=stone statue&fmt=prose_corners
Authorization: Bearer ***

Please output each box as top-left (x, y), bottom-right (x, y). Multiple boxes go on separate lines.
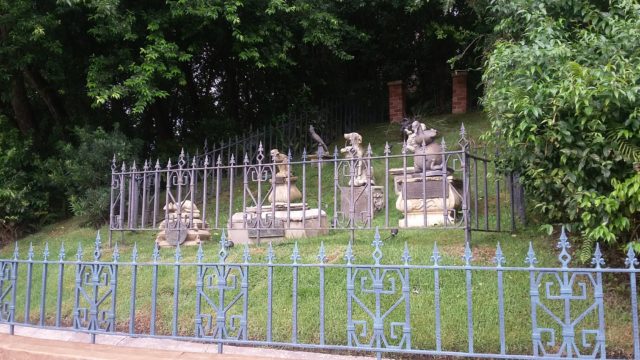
top-left (309, 125), bottom-right (329, 154)
top-left (403, 120), bottom-right (443, 173)
top-left (270, 149), bottom-right (290, 177)
top-left (340, 132), bottom-right (374, 186)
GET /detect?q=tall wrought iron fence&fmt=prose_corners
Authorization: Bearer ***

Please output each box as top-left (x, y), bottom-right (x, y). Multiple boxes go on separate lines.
top-left (0, 228), bottom-right (638, 359)
top-left (108, 124), bottom-right (523, 246)
top-left (198, 97), bottom-right (386, 164)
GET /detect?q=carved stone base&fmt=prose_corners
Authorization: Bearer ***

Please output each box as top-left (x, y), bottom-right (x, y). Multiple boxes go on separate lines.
top-left (395, 175), bottom-right (462, 228)
top-left (228, 205), bottom-right (328, 244)
top-left (155, 228), bottom-right (211, 247)
top-left (339, 185), bottom-right (384, 217)
top-left (267, 176), bottom-right (302, 203)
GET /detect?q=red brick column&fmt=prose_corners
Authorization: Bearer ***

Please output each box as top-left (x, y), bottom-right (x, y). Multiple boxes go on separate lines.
top-left (387, 80), bottom-right (405, 123)
top-left (452, 71), bottom-right (468, 114)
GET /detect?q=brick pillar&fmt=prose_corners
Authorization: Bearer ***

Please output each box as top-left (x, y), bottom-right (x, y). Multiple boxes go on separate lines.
top-left (452, 70), bottom-right (468, 114)
top-left (387, 80), bottom-right (405, 123)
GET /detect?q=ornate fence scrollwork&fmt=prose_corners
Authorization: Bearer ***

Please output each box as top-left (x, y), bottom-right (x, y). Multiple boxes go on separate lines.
top-left (195, 231), bottom-right (249, 345)
top-left (73, 232), bottom-right (118, 336)
top-left (346, 228), bottom-right (411, 353)
top-left (0, 243), bottom-right (18, 327)
top-left (529, 227), bottom-right (606, 358)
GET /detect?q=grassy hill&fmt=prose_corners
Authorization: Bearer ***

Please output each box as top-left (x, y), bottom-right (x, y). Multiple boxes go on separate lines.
top-left (0, 112), bottom-right (636, 357)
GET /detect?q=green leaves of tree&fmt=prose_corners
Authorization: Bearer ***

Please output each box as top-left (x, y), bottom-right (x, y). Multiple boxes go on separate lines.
top-left (483, 0), bottom-right (640, 253)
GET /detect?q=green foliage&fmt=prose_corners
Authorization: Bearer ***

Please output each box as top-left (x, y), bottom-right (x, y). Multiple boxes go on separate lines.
top-left (0, 117), bottom-right (50, 242)
top-left (49, 126), bottom-right (141, 227)
top-left (483, 0), bottom-right (640, 254)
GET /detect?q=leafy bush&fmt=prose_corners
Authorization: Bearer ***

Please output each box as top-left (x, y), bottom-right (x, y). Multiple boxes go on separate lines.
top-left (483, 0), bottom-right (640, 256)
top-left (0, 117), bottom-right (51, 242)
top-left (50, 125), bottom-right (141, 227)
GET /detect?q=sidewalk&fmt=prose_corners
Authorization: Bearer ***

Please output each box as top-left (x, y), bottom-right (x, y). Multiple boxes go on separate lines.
top-left (0, 325), bottom-right (373, 360)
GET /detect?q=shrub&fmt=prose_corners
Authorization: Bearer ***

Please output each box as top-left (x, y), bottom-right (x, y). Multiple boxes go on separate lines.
top-left (0, 117), bottom-right (51, 242)
top-left (483, 0), bottom-right (640, 256)
top-left (50, 125), bottom-right (141, 227)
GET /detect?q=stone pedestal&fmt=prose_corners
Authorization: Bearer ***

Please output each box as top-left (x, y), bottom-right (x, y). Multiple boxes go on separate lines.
top-left (228, 204), bottom-right (328, 245)
top-left (390, 168), bottom-right (462, 227)
top-left (267, 175), bottom-right (302, 203)
top-left (339, 185), bottom-right (384, 219)
top-left (156, 201), bottom-right (211, 247)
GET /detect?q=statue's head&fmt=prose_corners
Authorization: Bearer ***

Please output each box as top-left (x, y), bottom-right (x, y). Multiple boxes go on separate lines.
top-left (270, 149), bottom-right (280, 158)
top-left (309, 125), bottom-right (315, 131)
top-left (343, 132), bottom-right (362, 145)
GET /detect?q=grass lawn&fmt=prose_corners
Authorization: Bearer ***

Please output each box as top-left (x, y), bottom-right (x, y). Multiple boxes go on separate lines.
top-left (1, 112), bottom-right (637, 357)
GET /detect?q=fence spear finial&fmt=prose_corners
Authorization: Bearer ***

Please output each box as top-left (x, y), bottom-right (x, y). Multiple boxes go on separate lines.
top-left (132, 242), bottom-right (138, 263)
top-left (525, 241), bottom-right (537, 267)
top-left (463, 241), bottom-right (473, 266)
top-left (43, 242), bottom-right (50, 261)
top-left (402, 241), bottom-right (411, 266)
top-left (243, 242), bottom-right (251, 264)
top-left (27, 242), bottom-right (34, 261)
top-left (591, 242), bottom-right (605, 269)
top-left (494, 242), bottom-right (505, 267)
top-left (291, 242), bottom-right (300, 264)
top-left (318, 242), bottom-right (327, 264)
top-left (431, 242), bottom-right (441, 266)
top-left (59, 242), bottom-right (66, 261)
top-left (345, 240), bottom-right (354, 265)
top-left (626, 246), bottom-right (638, 269)
top-left (94, 231), bottom-right (102, 261)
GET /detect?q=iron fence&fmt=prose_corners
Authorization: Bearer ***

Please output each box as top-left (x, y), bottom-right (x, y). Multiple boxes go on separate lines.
top-left (0, 228), bottom-right (638, 359)
top-left (109, 124), bottom-right (523, 247)
top-left (198, 97), bottom-right (386, 164)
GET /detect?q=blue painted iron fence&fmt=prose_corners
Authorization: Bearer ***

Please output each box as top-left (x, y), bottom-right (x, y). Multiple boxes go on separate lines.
top-left (0, 228), bottom-right (638, 359)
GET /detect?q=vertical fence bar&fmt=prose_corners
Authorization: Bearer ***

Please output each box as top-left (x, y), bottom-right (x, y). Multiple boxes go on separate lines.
top-left (119, 165), bottom-right (126, 230)
top-left (215, 156), bottom-right (221, 228)
top-left (291, 243), bottom-right (299, 344)
top-left (150, 244), bottom-right (159, 336)
top-left (318, 243), bottom-right (326, 346)
top-left (172, 246), bottom-right (181, 337)
top-left (266, 243), bottom-right (274, 342)
top-left (483, 151), bottom-right (489, 231)
top-left (9, 245), bottom-right (18, 335)
top-left (141, 162), bottom-right (148, 228)
top-left (463, 242), bottom-right (474, 354)
top-left (229, 155), bottom-right (236, 234)
top-left (495, 152), bottom-right (501, 232)
top-left (495, 243), bottom-right (506, 355)
top-left (441, 140), bottom-right (448, 227)
top-left (153, 161), bottom-right (160, 228)
top-left (627, 248), bottom-right (640, 360)
top-left (473, 157), bottom-right (479, 229)
top-left (24, 244), bottom-right (33, 324)
top-left (384, 143), bottom-right (390, 227)
top-left (432, 243), bottom-right (442, 352)
top-left (39, 244), bottom-right (49, 326)
top-left (129, 244), bottom-right (138, 335)
top-left (526, 242), bottom-right (539, 357)
top-left (302, 150), bottom-right (307, 229)
top-left (55, 244), bottom-right (65, 327)
top-left (509, 172), bottom-right (516, 232)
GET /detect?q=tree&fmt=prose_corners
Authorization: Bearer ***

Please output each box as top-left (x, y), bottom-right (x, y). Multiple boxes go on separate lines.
top-left (483, 0), bottom-right (640, 256)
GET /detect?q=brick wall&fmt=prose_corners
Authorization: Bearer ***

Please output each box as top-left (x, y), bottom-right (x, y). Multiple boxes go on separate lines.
top-left (387, 80), bottom-right (405, 123)
top-left (452, 71), bottom-right (468, 114)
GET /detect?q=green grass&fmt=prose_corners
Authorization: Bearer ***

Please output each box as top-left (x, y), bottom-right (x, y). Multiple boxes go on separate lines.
top-left (0, 112), bottom-right (637, 357)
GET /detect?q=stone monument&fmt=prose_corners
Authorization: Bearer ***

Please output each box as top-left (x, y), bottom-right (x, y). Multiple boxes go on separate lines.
top-left (338, 132), bottom-right (384, 226)
top-left (266, 149), bottom-right (302, 203)
top-left (391, 120), bottom-right (462, 227)
top-left (227, 146), bottom-right (328, 244)
top-left (156, 200), bottom-right (211, 246)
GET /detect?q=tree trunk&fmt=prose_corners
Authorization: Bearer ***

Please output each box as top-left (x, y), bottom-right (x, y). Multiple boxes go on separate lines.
top-left (22, 67), bottom-right (66, 124)
top-left (10, 74), bottom-right (34, 135)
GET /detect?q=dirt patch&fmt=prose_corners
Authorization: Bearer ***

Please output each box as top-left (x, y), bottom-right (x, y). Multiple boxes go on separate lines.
top-left (440, 243), bottom-right (495, 264)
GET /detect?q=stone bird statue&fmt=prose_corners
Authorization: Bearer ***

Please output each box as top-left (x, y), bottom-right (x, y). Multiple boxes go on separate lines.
top-left (309, 125), bottom-right (329, 154)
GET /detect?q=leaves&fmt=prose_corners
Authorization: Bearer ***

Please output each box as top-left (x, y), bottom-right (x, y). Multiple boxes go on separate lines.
top-left (484, 0), bottom-right (640, 249)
